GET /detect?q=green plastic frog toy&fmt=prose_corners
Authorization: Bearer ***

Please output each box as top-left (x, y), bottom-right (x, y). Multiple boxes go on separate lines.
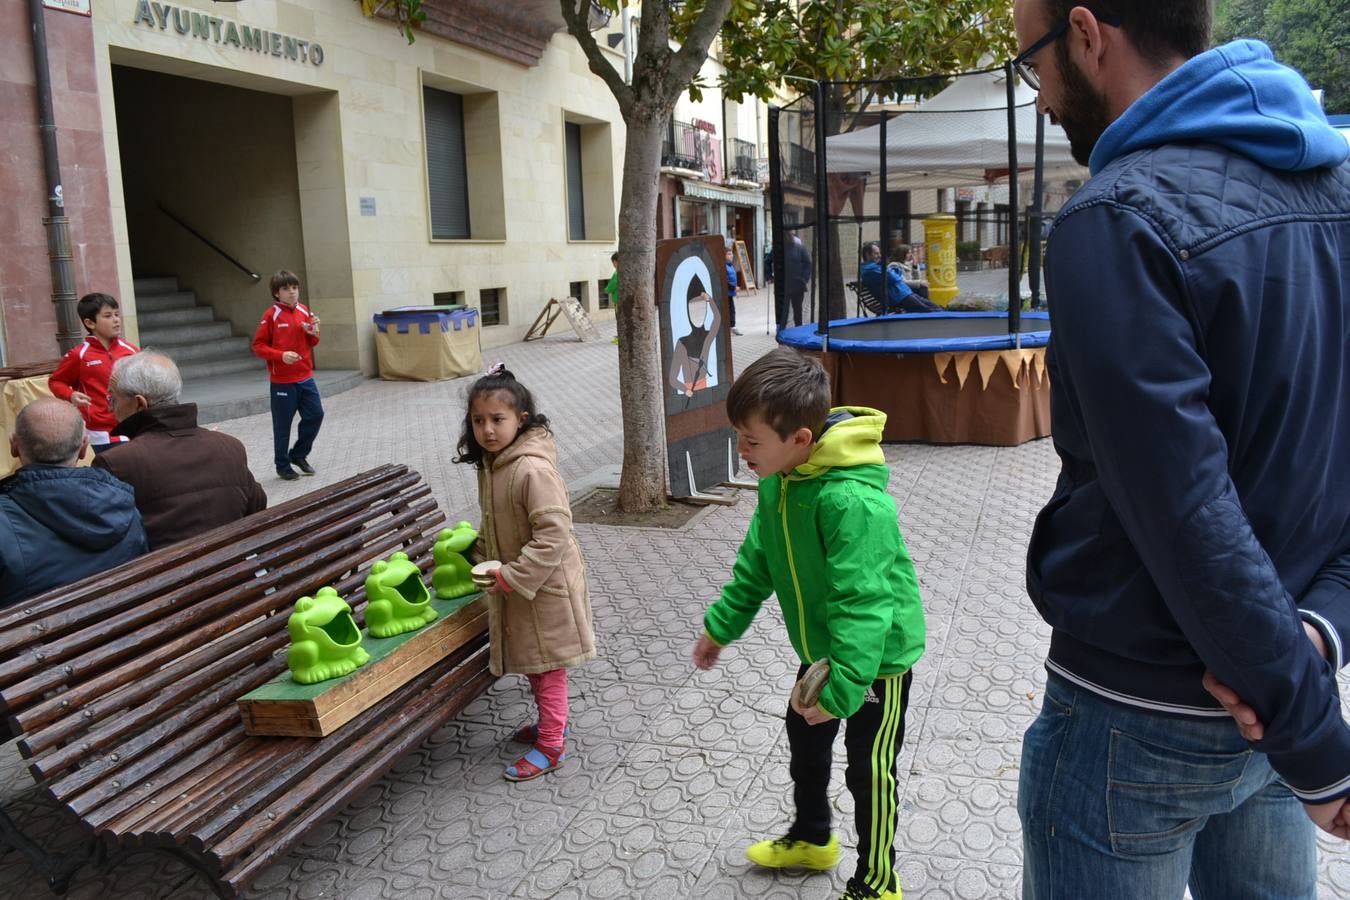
top-left (286, 587), bottom-right (371, 685)
top-left (432, 521), bottom-right (479, 599)
top-left (365, 551), bottom-right (437, 638)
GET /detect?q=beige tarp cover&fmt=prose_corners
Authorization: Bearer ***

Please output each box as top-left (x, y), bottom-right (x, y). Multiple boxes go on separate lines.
top-left (375, 309), bottom-right (482, 382)
top-left (1, 376), bottom-right (94, 478)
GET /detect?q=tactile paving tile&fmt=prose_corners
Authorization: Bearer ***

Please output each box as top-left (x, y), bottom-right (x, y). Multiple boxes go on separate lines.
top-left (515, 811), bottom-right (720, 899)
top-left (900, 772), bottom-right (1024, 867)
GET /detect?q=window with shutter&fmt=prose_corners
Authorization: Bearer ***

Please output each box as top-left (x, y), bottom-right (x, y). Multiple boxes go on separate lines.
top-left (424, 87), bottom-right (471, 239)
top-left (565, 122), bottom-right (586, 241)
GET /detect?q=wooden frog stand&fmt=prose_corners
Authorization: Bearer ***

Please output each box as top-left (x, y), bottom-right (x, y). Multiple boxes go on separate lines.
top-left (239, 592), bottom-right (487, 737)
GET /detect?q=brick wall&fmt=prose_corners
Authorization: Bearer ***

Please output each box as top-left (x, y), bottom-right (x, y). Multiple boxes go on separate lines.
top-left (0, 4), bottom-right (118, 365)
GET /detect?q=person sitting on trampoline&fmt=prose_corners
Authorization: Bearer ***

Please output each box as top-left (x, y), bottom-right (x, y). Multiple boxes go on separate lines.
top-left (860, 243), bottom-right (941, 314)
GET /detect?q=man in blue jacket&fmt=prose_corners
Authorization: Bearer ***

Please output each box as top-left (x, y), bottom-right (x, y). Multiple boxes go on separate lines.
top-left (858, 243), bottom-right (941, 314)
top-left (1012, 0), bottom-right (1350, 895)
top-left (0, 398), bottom-right (147, 607)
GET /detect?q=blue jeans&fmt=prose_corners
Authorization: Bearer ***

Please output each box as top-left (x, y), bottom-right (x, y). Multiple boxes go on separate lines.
top-left (1019, 673), bottom-right (1316, 900)
top-left (270, 379), bottom-right (324, 472)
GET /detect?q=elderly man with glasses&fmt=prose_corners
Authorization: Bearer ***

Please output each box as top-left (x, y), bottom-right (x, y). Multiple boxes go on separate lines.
top-left (1011, 0), bottom-right (1350, 897)
top-left (94, 352), bottom-right (267, 550)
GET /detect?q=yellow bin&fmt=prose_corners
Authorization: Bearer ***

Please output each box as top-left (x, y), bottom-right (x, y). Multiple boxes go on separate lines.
top-left (923, 214), bottom-right (959, 307)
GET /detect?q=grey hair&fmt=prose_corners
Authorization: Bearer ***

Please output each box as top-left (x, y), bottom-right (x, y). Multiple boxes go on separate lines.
top-left (15, 398), bottom-right (85, 465)
top-left (110, 351), bottom-right (182, 407)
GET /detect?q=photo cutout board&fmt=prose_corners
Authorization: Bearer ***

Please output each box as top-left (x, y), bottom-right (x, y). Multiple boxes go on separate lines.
top-left (657, 235), bottom-right (738, 499)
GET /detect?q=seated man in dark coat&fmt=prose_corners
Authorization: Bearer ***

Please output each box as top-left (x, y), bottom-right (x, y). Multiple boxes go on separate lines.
top-left (94, 352), bottom-right (267, 551)
top-left (859, 242), bottom-right (942, 314)
top-left (0, 398), bottom-right (147, 607)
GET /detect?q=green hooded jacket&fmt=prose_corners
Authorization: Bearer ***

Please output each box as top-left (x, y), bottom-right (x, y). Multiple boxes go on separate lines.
top-left (703, 407), bottom-right (925, 719)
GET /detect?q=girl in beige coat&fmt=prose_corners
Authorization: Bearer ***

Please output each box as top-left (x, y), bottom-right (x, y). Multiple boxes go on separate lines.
top-left (455, 366), bottom-right (595, 781)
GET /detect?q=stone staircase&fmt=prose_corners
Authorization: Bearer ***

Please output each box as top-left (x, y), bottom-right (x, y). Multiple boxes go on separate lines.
top-left (132, 276), bottom-right (264, 381)
top-left (132, 276), bottom-right (366, 424)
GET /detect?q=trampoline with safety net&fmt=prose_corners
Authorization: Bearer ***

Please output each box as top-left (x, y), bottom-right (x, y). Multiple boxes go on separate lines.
top-left (768, 65), bottom-right (1082, 445)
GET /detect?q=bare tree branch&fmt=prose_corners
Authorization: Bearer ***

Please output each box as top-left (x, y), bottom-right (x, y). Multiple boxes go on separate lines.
top-left (667, 0), bottom-right (735, 102)
top-left (560, 0), bottom-right (634, 113)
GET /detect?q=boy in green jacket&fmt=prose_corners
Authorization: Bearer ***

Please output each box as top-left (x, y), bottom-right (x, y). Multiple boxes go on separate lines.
top-left (692, 347), bottom-right (925, 900)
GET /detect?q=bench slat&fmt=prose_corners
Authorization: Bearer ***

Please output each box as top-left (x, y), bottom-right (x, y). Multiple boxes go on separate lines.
top-left (0, 465), bottom-right (411, 647)
top-left (186, 636), bottom-right (485, 860)
top-left (53, 546), bottom-right (433, 810)
top-left (0, 480), bottom-right (429, 697)
top-left (219, 644), bottom-right (491, 885)
top-left (11, 502), bottom-right (441, 742)
top-left (0, 480), bottom-right (430, 705)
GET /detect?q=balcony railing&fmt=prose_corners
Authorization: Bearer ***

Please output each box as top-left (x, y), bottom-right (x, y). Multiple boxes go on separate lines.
top-left (662, 119), bottom-right (704, 171)
top-left (728, 137), bottom-right (756, 182)
top-left (785, 143), bottom-right (815, 187)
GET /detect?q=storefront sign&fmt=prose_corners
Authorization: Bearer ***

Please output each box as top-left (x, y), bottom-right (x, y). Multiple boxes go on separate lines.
top-left (132, 1), bottom-right (325, 66)
top-left (43, 0), bottom-right (91, 15)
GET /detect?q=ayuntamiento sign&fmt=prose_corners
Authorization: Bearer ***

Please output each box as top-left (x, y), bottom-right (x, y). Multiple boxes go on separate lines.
top-left (132, 1), bottom-right (325, 66)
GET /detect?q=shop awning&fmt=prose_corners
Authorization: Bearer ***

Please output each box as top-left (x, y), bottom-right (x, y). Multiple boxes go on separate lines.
top-left (680, 179), bottom-right (764, 208)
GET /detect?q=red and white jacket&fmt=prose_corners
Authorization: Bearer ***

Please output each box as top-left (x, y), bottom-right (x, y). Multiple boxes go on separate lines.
top-left (48, 336), bottom-right (140, 444)
top-left (251, 301), bottom-right (319, 384)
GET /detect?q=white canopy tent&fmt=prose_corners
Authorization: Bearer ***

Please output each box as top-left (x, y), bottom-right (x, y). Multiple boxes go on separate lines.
top-left (824, 69), bottom-right (1085, 188)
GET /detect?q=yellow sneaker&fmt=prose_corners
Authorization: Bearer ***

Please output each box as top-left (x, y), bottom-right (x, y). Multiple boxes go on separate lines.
top-left (745, 833), bottom-right (840, 870)
top-left (840, 877), bottom-right (902, 900)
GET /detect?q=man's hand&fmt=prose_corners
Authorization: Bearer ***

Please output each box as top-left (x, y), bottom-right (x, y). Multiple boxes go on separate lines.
top-left (70, 391), bottom-right (91, 409)
top-left (282, 351), bottom-right (301, 365)
top-left (1203, 622), bottom-right (1330, 741)
top-left (1305, 797), bottom-right (1350, 840)
top-left (1202, 621), bottom-right (1346, 838)
top-left (691, 634), bottom-right (722, 671)
top-left (303, 317), bottom-right (320, 336)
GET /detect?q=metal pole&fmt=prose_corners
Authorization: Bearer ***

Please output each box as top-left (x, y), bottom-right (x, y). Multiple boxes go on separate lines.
top-left (879, 110), bottom-right (889, 283)
top-left (814, 80), bottom-right (829, 348)
top-left (1029, 111), bottom-right (1046, 309)
top-left (767, 104), bottom-right (784, 336)
top-left (29, 0), bottom-right (81, 354)
top-left (1004, 62), bottom-right (1021, 349)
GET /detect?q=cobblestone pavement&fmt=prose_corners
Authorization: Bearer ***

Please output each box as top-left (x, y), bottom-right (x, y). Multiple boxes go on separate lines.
top-left (2, 291), bottom-right (1346, 899)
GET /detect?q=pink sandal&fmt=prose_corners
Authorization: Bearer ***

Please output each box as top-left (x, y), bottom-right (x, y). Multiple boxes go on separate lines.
top-left (504, 745), bottom-right (566, 782)
top-left (510, 723), bottom-right (571, 744)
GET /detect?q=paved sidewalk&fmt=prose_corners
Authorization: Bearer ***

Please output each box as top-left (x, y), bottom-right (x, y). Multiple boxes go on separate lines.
top-left (2, 291), bottom-right (1346, 898)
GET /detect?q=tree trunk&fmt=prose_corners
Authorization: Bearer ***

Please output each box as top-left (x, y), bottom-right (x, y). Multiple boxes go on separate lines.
top-left (614, 112), bottom-right (668, 512)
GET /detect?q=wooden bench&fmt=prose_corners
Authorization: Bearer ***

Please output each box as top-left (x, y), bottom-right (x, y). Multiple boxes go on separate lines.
top-left (0, 464), bottom-right (493, 897)
top-left (845, 280), bottom-right (883, 318)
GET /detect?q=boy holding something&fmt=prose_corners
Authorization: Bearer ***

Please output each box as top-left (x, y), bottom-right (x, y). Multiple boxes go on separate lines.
top-left (692, 347), bottom-right (924, 900)
top-left (49, 293), bottom-right (139, 452)
top-left (252, 269), bottom-right (323, 481)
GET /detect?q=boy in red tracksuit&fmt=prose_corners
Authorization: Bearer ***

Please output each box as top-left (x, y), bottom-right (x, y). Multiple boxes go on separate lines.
top-left (49, 293), bottom-right (140, 452)
top-left (252, 269), bottom-right (323, 481)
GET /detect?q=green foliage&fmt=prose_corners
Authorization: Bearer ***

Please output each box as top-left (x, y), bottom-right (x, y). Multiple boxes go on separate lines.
top-left (1214, 0), bottom-right (1349, 111)
top-left (710, 0), bottom-right (1017, 113)
top-left (356, 0), bottom-right (425, 44)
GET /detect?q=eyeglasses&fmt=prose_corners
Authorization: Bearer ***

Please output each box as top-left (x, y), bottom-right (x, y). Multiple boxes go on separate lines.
top-left (1012, 13), bottom-right (1122, 91)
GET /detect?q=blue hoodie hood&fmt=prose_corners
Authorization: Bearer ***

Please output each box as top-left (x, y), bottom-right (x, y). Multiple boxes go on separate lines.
top-left (1090, 39), bottom-right (1348, 175)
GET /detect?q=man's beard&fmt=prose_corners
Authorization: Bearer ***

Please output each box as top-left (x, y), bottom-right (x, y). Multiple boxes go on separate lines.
top-left (1055, 48), bottom-right (1113, 167)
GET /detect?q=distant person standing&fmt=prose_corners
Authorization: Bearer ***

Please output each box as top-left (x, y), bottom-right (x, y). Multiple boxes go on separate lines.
top-left (780, 234), bottom-right (812, 333)
top-left (252, 270), bottom-right (323, 482)
top-left (605, 251), bottom-right (620, 346)
top-left (48, 293), bottom-right (139, 452)
top-left (725, 247), bottom-right (743, 335)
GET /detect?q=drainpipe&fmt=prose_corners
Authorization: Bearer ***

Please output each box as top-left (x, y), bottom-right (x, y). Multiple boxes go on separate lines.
top-left (620, 5), bottom-right (633, 84)
top-left (28, 0), bottom-right (81, 355)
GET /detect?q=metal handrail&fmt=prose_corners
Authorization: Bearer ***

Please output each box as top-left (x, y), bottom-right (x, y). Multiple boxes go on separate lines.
top-left (156, 203), bottom-right (261, 282)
